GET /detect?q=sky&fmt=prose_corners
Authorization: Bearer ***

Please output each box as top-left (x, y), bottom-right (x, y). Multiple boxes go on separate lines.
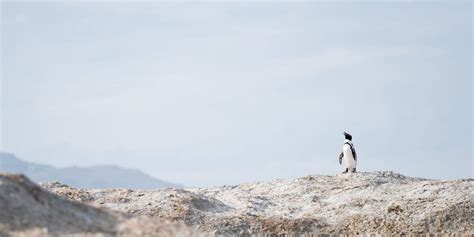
top-left (1, 1), bottom-right (472, 187)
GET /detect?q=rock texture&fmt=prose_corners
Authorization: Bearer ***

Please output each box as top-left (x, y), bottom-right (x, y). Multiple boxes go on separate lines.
top-left (0, 173), bottom-right (202, 237)
top-left (43, 171), bottom-right (474, 235)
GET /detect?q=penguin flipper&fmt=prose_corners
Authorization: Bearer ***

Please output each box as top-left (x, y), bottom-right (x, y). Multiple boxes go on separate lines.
top-left (338, 152), bottom-right (343, 164)
top-left (352, 147), bottom-right (357, 161)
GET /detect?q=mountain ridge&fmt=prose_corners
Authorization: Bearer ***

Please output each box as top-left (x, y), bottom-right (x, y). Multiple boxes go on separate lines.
top-left (0, 152), bottom-right (181, 189)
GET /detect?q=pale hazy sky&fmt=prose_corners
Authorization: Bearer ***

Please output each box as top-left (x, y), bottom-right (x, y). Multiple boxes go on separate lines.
top-left (1, 1), bottom-right (472, 187)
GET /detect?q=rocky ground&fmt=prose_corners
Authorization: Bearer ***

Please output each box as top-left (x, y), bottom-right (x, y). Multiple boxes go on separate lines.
top-left (0, 174), bottom-right (203, 237)
top-left (1, 171), bottom-right (473, 236)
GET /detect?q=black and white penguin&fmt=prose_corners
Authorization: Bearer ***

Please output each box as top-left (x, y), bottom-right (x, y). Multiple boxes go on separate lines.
top-left (338, 132), bottom-right (357, 173)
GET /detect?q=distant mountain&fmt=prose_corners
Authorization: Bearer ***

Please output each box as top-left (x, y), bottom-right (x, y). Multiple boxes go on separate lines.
top-left (0, 152), bottom-right (181, 189)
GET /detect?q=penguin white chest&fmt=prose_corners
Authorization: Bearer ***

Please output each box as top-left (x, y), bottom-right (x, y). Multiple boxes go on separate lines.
top-left (343, 144), bottom-right (356, 169)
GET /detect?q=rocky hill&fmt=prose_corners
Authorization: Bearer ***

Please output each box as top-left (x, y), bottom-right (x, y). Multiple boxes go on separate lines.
top-left (0, 173), bottom-right (202, 237)
top-left (40, 171), bottom-right (473, 236)
top-left (0, 152), bottom-right (180, 189)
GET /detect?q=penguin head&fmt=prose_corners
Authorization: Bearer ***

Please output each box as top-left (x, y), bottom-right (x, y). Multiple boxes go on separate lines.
top-left (343, 132), bottom-right (352, 141)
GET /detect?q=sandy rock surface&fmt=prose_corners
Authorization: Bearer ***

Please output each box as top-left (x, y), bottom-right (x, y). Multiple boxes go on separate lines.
top-left (43, 171), bottom-right (473, 235)
top-left (0, 173), bottom-right (203, 237)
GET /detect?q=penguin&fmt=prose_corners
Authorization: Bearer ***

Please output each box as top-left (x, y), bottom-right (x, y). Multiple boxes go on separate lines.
top-left (338, 132), bottom-right (357, 173)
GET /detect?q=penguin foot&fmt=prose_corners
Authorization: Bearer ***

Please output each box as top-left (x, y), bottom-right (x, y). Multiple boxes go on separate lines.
top-left (342, 168), bottom-right (348, 174)
top-left (352, 168), bottom-right (356, 173)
